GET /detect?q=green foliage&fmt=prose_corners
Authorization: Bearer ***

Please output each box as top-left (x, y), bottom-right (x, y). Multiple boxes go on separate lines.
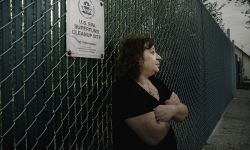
top-left (228, 0), bottom-right (250, 4)
top-left (228, 0), bottom-right (250, 28)
top-left (202, 0), bottom-right (225, 30)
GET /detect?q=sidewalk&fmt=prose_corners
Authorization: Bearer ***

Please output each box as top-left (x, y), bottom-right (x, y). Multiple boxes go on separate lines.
top-left (202, 89), bottom-right (250, 150)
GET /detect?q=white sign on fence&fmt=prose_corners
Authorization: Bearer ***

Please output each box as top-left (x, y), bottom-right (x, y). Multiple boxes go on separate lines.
top-left (66, 0), bottom-right (104, 58)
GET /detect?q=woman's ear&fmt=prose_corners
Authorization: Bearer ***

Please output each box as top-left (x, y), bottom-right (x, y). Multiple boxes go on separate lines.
top-left (138, 57), bottom-right (144, 65)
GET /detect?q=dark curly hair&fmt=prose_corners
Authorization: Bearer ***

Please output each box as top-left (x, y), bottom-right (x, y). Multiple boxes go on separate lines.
top-left (116, 36), bottom-right (154, 79)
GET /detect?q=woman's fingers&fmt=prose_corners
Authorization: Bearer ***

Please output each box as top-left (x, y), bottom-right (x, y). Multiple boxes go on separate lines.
top-left (154, 105), bottom-right (176, 122)
top-left (166, 92), bottom-right (180, 105)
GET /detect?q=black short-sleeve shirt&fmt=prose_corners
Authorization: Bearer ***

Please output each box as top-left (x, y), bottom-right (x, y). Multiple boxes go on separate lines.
top-left (112, 76), bottom-right (177, 150)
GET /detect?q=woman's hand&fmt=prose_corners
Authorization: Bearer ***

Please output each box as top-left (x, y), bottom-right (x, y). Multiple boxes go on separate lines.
top-left (154, 105), bottom-right (177, 122)
top-left (157, 92), bottom-right (189, 122)
top-left (165, 92), bottom-right (180, 105)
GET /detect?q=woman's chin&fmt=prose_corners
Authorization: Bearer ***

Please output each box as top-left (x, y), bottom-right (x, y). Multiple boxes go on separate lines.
top-left (153, 70), bottom-right (159, 74)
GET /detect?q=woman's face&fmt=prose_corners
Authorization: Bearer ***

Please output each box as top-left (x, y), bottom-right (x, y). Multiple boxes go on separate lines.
top-left (140, 45), bottom-right (162, 76)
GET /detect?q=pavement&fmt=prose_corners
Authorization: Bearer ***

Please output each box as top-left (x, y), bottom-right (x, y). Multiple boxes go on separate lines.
top-left (202, 89), bottom-right (250, 150)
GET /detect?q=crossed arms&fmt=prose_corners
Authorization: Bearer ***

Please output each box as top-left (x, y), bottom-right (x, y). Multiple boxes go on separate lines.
top-left (125, 92), bottom-right (188, 145)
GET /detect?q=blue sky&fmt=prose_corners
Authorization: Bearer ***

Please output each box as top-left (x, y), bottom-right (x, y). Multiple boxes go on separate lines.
top-left (208, 0), bottom-right (250, 55)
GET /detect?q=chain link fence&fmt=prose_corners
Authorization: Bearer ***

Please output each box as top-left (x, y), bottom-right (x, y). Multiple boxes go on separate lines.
top-left (0, 0), bottom-right (235, 149)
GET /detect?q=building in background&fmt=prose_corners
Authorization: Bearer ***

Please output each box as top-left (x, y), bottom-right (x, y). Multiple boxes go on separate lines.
top-left (226, 28), bottom-right (249, 87)
top-left (234, 44), bottom-right (250, 86)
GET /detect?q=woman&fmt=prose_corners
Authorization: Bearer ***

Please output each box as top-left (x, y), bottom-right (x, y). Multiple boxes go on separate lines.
top-left (112, 36), bottom-right (188, 150)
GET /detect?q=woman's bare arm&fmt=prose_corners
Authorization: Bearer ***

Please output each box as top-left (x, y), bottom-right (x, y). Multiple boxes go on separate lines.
top-left (154, 92), bottom-right (188, 122)
top-left (125, 111), bottom-right (170, 145)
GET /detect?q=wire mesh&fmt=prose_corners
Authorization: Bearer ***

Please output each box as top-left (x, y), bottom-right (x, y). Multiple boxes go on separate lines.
top-left (0, 0), bottom-right (235, 149)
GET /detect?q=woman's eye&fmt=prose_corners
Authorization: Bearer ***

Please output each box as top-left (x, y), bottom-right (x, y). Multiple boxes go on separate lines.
top-left (151, 51), bottom-right (155, 54)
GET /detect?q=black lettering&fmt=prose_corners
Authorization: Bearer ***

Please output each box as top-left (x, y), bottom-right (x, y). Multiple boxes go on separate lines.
top-left (79, 19), bottom-right (87, 25)
top-left (88, 22), bottom-right (96, 28)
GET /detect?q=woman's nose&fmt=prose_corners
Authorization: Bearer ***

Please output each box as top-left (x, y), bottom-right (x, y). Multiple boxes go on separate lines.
top-left (157, 53), bottom-right (161, 60)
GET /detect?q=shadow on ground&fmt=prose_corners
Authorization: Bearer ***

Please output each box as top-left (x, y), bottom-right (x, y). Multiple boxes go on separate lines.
top-left (202, 89), bottom-right (250, 150)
